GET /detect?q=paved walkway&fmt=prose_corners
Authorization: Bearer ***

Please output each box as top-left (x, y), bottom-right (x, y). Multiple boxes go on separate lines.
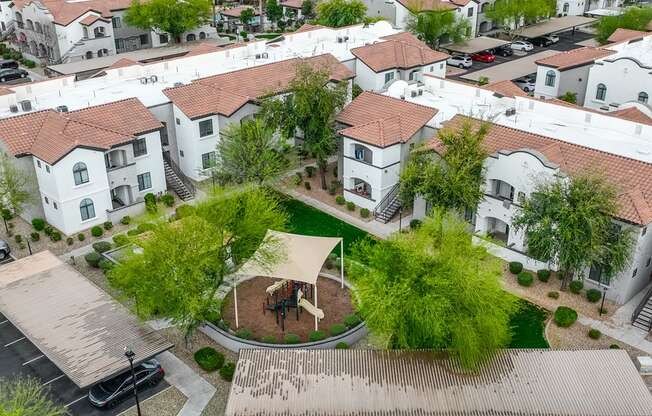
top-left (156, 351), bottom-right (216, 416)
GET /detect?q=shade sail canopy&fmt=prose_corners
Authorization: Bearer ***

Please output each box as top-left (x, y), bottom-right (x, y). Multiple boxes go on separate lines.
top-left (238, 230), bottom-right (341, 285)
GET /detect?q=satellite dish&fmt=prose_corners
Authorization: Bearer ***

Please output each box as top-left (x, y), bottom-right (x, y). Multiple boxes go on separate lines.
top-left (387, 80), bottom-right (408, 99)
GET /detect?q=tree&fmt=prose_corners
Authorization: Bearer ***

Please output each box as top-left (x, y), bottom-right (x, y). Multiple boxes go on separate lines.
top-left (266, 0), bottom-right (284, 29)
top-left (302, 0), bottom-right (316, 19)
top-left (260, 63), bottom-right (348, 189)
top-left (406, 6), bottom-right (470, 49)
top-left (513, 173), bottom-right (635, 290)
top-left (125, 0), bottom-right (212, 43)
top-left (400, 121), bottom-right (488, 214)
top-left (349, 210), bottom-right (518, 370)
top-left (0, 377), bottom-right (67, 416)
top-left (595, 6), bottom-right (652, 44)
top-left (214, 118), bottom-right (290, 185)
top-left (109, 187), bottom-right (287, 344)
top-left (559, 91), bottom-right (577, 104)
top-left (0, 152), bottom-right (33, 216)
top-left (239, 7), bottom-right (256, 27)
top-left (316, 0), bottom-right (367, 27)
top-left (485, 0), bottom-right (556, 39)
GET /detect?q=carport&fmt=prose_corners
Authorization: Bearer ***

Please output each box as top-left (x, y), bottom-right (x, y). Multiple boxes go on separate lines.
top-left (0, 251), bottom-right (173, 389)
top-left (460, 49), bottom-right (559, 82)
top-left (444, 36), bottom-right (510, 54)
top-left (517, 16), bottom-right (596, 39)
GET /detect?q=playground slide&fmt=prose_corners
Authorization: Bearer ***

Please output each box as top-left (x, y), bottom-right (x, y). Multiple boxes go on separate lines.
top-left (298, 298), bottom-right (324, 320)
top-left (266, 279), bottom-right (288, 296)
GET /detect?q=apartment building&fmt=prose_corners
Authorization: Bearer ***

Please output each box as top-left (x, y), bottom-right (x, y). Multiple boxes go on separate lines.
top-left (557, 0), bottom-right (623, 16)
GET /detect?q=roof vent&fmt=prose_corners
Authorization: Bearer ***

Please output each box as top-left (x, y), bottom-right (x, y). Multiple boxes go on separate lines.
top-left (173, 82), bottom-right (184, 88)
top-left (410, 90), bottom-right (417, 98)
top-left (336, 36), bottom-right (344, 43)
top-left (56, 105), bottom-right (69, 113)
top-left (262, 52), bottom-right (268, 59)
top-left (20, 100), bottom-right (32, 111)
top-left (149, 75), bottom-right (158, 83)
top-left (418, 89), bottom-right (423, 96)
top-left (505, 108), bottom-right (516, 117)
top-left (9, 104), bottom-right (18, 113)
top-left (139, 77), bottom-right (149, 85)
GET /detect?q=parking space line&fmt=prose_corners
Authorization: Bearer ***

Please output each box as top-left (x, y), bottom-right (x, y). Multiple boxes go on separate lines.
top-left (65, 395), bottom-right (86, 408)
top-left (22, 354), bottom-right (44, 365)
top-left (43, 374), bottom-right (65, 386)
top-left (4, 336), bottom-right (26, 347)
top-left (0, 320), bottom-right (8, 325)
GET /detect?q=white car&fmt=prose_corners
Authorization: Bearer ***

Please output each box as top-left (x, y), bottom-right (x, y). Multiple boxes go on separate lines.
top-left (543, 34), bottom-right (560, 44)
top-left (446, 55), bottom-right (472, 69)
top-left (510, 41), bottom-right (534, 52)
top-left (513, 77), bottom-right (536, 93)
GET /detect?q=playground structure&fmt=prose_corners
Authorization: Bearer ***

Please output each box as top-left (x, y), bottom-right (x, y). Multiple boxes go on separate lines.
top-left (263, 278), bottom-right (324, 331)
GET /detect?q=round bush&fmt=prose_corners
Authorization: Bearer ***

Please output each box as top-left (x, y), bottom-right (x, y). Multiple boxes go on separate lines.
top-left (588, 328), bottom-right (601, 339)
top-left (537, 269), bottom-right (551, 282)
top-left (309, 330), bottom-right (326, 342)
top-left (343, 314), bottom-right (362, 328)
top-left (260, 335), bottom-right (277, 344)
top-left (569, 280), bottom-right (583, 294)
top-left (547, 291), bottom-right (560, 299)
top-left (91, 226), bottom-right (103, 237)
top-left (330, 323), bottom-right (347, 336)
top-left (30, 232), bottom-right (40, 242)
top-left (194, 347), bottom-right (225, 372)
top-left (14, 234), bottom-right (22, 244)
top-left (517, 272), bottom-right (534, 287)
top-left (113, 234), bottom-right (130, 247)
top-left (43, 225), bottom-right (53, 236)
top-left (609, 344), bottom-right (620, 349)
top-left (284, 333), bottom-right (301, 344)
top-left (50, 231), bottom-right (62, 242)
top-left (235, 328), bottom-right (253, 340)
top-left (554, 306), bottom-right (578, 328)
top-left (335, 342), bottom-right (349, 349)
top-left (121, 216), bottom-right (131, 225)
top-left (99, 259), bottom-right (114, 272)
top-left (360, 208), bottom-right (370, 218)
top-left (31, 218), bottom-right (45, 231)
top-left (346, 201), bottom-right (355, 211)
top-left (84, 252), bottom-right (101, 268)
top-left (66, 237), bottom-right (74, 246)
top-left (219, 362), bottom-right (236, 382)
top-left (586, 288), bottom-right (601, 303)
top-left (93, 241), bottom-right (112, 253)
top-left (160, 194), bottom-right (175, 207)
top-left (77, 233), bottom-right (85, 241)
top-left (103, 221), bottom-right (113, 230)
top-left (409, 219), bottom-right (422, 229)
top-left (335, 195), bottom-right (345, 205)
top-left (508, 262), bottom-right (523, 274)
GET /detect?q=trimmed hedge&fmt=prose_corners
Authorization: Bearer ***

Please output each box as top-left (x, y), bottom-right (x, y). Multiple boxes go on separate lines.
top-left (309, 330), bottom-right (326, 342)
top-left (137, 222), bottom-right (155, 233)
top-left (517, 272), bottom-right (533, 287)
top-left (346, 201), bottom-right (355, 211)
top-left (554, 306), bottom-right (578, 328)
top-left (30, 232), bottom-right (40, 242)
top-left (508, 262), bottom-right (523, 274)
top-left (409, 219), bottom-right (422, 229)
top-left (113, 234), bottom-right (130, 247)
top-left (335, 195), bottom-right (345, 205)
top-left (84, 252), bottom-right (101, 268)
top-left (219, 362), bottom-right (236, 382)
top-left (66, 237), bottom-right (74, 246)
top-left (335, 342), bottom-right (349, 349)
top-left (235, 328), bottom-right (253, 340)
top-left (586, 288), bottom-right (601, 303)
top-left (77, 233), bottom-right (85, 241)
top-left (284, 333), bottom-right (301, 344)
top-left (588, 328), bottom-right (601, 340)
top-left (260, 335), bottom-right (277, 344)
top-left (103, 221), bottom-right (113, 230)
top-left (31, 218), bottom-right (45, 231)
top-left (344, 314), bottom-right (362, 328)
top-left (91, 226), bottom-right (103, 237)
top-left (330, 323), bottom-right (347, 336)
top-left (360, 208), bottom-right (370, 218)
top-left (194, 347), bottom-right (225, 372)
top-left (50, 231), bottom-right (62, 242)
top-left (547, 291), bottom-right (559, 299)
top-left (569, 280), bottom-right (583, 294)
top-left (537, 269), bottom-right (551, 282)
top-left (93, 241), bottom-right (112, 253)
top-left (160, 194), bottom-right (175, 207)
top-left (609, 344), bottom-right (620, 349)
top-left (121, 216), bottom-right (131, 225)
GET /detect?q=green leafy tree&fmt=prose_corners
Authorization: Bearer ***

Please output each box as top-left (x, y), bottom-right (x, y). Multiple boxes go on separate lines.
top-left (125, 0), bottom-right (212, 43)
top-left (0, 377), bottom-right (66, 416)
top-left (0, 152), bottom-right (33, 216)
top-left (595, 6), bottom-right (652, 44)
top-left (302, 0), bottom-right (316, 18)
top-left (485, 0), bottom-right (556, 39)
top-left (266, 0), bottom-right (284, 28)
top-left (316, 0), bottom-right (367, 27)
top-left (349, 210), bottom-right (518, 370)
top-left (240, 7), bottom-right (256, 27)
top-left (559, 91), bottom-right (577, 104)
top-left (513, 173), bottom-right (635, 290)
top-left (109, 187), bottom-right (287, 344)
top-left (261, 63), bottom-right (348, 189)
top-left (400, 121), bottom-right (488, 214)
top-left (214, 118), bottom-right (290, 184)
top-left (406, 6), bottom-right (470, 49)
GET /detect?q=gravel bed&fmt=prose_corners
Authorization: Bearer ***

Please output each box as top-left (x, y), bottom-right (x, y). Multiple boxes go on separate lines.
top-left (118, 386), bottom-right (187, 416)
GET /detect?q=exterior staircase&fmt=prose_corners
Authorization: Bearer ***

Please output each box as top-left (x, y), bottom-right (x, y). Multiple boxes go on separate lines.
top-left (374, 183), bottom-right (401, 224)
top-left (631, 287), bottom-right (652, 332)
top-left (163, 154), bottom-right (195, 201)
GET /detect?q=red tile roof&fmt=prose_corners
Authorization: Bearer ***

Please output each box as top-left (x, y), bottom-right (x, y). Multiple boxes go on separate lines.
top-left (352, 32), bottom-right (449, 73)
top-left (480, 80), bottom-right (528, 98)
top-left (609, 106), bottom-right (652, 127)
top-left (279, 0), bottom-right (303, 9)
top-left (220, 6), bottom-right (259, 18)
top-left (0, 87), bottom-right (14, 96)
top-left (429, 115), bottom-right (652, 225)
top-left (535, 47), bottom-right (615, 71)
top-left (337, 92), bottom-right (437, 147)
top-left (163, 83), bottom-right (250, 120)
top-left (79, 14), bottom-right (108, 26)
top-left (607, 28), bottom-right (648, 44)
top-left (0, 98), bottom-right (162, 164)
top-left (395, 0), bottom-right (458, 12)
top-left (294, 23), bottom-right (326, 33)
top-left (13, 0), bottom-right (132, 26)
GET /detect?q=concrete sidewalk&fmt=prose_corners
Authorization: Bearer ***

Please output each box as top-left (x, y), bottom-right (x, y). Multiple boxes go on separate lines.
top-left (157, 351), bottom-right (216, 416)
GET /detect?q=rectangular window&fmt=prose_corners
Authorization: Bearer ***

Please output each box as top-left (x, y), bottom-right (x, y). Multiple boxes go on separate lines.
top-left (384, 72), bottom-right (394, 84)
top-left (199, 119), bottom-right (214, 137)
top-left (159, 34), bottom-right (169, 44)
top-left (137, 172), bottom-right (152, 191)
top-left (112, 16), bottom-right (121, 28)
top-left (37, 160), bottom-right (41, 168)
top-left (115, 39), bottom-right (124, 51)
top-left (45, 165), bottom-right (50, 173)
top-left (467, 8), bottom-right (473, 17)
top-left (545, 71), bottom-right (555, 87)
top-left (202, 151), bottom-right (216, 169)
top-left (179, 150), bottom-right (184, 157)
top-left (44, 196), bottom-right (49, 204)
top-left (53, 202), bottom-right (57, 209)
top-left (175, 117), bottom-right (180, 125)
top-left (588, 263), bottom-right (609, 286)
top-left (133, 137), bottom-right (148, 157)
top-left (643, 226), bottom-right (647, 236)
top-left (160, 122), bottom-right (169, 146)
top-left (139, 34), bottom-right (149, 45)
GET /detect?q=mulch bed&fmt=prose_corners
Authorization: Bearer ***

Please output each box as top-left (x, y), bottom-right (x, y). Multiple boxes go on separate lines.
top-left (221, 276), bottom-right (355, 342)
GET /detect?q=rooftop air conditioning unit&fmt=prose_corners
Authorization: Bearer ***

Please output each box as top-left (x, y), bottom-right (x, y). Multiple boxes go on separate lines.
top-left (139, 77), bottom-right (149, 85)
top-left (9, 105), bottom-right (18, 113)
top-left (410, 90), bottom-right (417, 98)
top-left (505, 108), bottom-right (516, 117)
top-left (261, 52), bottom-right (268, 58)
top-left (418, 89), bottom-right (423, 96)
top-left (255, 53), bottom-right (261, 59)
top-left (173, 82), bottom-right (184, 88)
top-left (400, 95), bottom-right (405, 100)
top-left (56, 105), bottom-right (68, 112)
top-left (502, 200), bottom-right (511, 209)
top-left (20, 100), bottom-right (31, 111)
top-left (149, 75), bottom-right (158, 83)
top-left (343, 36), bottom-right (349, 41)
top-left (336, 36), bottom-right (344, 43)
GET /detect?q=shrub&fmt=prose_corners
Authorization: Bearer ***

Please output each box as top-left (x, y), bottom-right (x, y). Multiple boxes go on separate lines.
top-left (31, 218), bottom-right (45, 231)
top-left (219, 362), bottom-right (236, 382)
top-left (284, 333), bottom-right (301, 344)
top-left (554, 306), bottom-right (578, 328)
top-left (160, 194), bottom-right (175, 207)
top-left (335, 195), bottom-right (345, 205)
top-left (304, 181), bottom-right (311, 190)
top-left (335, 342), bottom-right (349, 349)
top-left (50, 231), bottom-right (62, 242)
top-left (588, 328), bottom-right (601, 340)
top-left (84, 252), bottom-right (101, 268)
top-left (113, 234), bottom-right (130, 247)
top-left (508, 262), bottom-right (523, 274)
top-left (43, 225), bottom-right (53, 236)
top-left (305, 166), bottom-right (316, 178)
top-left (260, 335), bottom-right (277, 344)
top-left (537, 269), bottom-right (551, 282)
top-left (66, 237), bottom-right (74, 246)
top-left (330, 323), bottom-right (347, 336)
top-left (127, 229), bottom-right (143, 236)
top-left (569, 280), bottom-right (583, 294)
top-left (103, 221), bottom-right (113, 230)
top-left (309, 330), bottom-right (326, 342)
top-left (194, 347), bottom-right (225, 372)
top-left (328, 182), bottom-right (337, 195)
top-left (586, 288), bottom-right (602, 303)
top-left (547, 291), bottom-right (560, 299)
top-left (598, 307), bottom-right (608, 314)
top-left (293, 174), bottom-right (302, 186)
top-left (91, 226), bottom-right (103, 237)
top-left (235, 328), bottom-right (253, 340)
top-left (175, 204), bottom-right (196, 219)
top-left (22, 59), bottom-right (36, 68)
top-left (1, 208), bottom-right (12, 220)
top-left (14, 234), bottom-right (22, 244)
top-left (120, 216), bottom-right (131, 225)
top-left (137, 222), bottom-right (155, 233)
top-left (99, 259), bottom-right (114, 271)
top-left (609, 344), bottom-right (620, 349)
top-left (92, 241), bottom-right (112, 253)
top-left (77, 233), bottom-right (85, 241)
top-left (360, 208), bottom-right (370, 218)
top-left (145, 193), bottom-right (157, 213)
top-left (30, 232), bottom-right (40, 242)
top-left (410, 219), bottom-right (422, 229)
top-left (346, 201), bottom-right (355, 211)
top-left (344, 314), bottom-right (362, 328)
top-left (517, 272), bottom-right (533, 287)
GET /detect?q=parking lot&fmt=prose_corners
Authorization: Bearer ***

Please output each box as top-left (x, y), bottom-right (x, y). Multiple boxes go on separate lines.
top-left (0, 312), bottom-right (169, 415)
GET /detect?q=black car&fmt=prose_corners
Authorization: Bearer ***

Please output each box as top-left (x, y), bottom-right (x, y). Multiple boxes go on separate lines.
top-left (88, 359), bottom-right (164, 408)
top-left (531, 36), bottom-right (553, 47)
top-left (491, 45), bottom-right (513, 57)
top-left (0, 68), bottom-right (28, 83)
top-left (0, 59), bottom-right (19, 69)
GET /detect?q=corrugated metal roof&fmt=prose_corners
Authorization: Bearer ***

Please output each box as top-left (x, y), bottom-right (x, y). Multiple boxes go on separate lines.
top-left (226, 349), bottom-right (652, 416)
top-left (0, 251), bottom-right (173, 388)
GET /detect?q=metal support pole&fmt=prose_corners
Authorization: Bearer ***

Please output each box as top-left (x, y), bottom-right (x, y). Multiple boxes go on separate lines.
top-left (599, 288), bottom-right (607, 316)
top-left (314, 284), bottom-right (318, 331)
top-left (399, 208), bottom-right (402, 231)
top-left (340, 241), bottom-right (344, 289)
top-left (26, 239), bottom-right (32, 255)
top-left (124, 347), bottom-right (142, 416)
top-left (234, 282), bottom-right (239, 329)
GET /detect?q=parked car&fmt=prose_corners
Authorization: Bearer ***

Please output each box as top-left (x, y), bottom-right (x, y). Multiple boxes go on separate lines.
top-left (491, 45), bottom-right (513, 57)
top-left (510, 41), bottom-right (534, 52)
top-left (513, 77), bottom-right (536, 93)
top-left (0, 59), bottom-right (19, 69)
top-left (88, 359), bottom-right (164, 408)
top-left (0, 239), bottom-right (10, 261)
top-left (0, 68), bottom-right (28, 83)
top-left (471, 51), bottom-right (496, 63)
top-left (544, 34), bottom-right (560, 44)
top-left (447, 55), bottom-right (472, 69)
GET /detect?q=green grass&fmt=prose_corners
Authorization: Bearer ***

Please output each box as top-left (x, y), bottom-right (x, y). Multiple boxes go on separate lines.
top-left (509, 299), bottom-right (550, 348)
top-left (279, 197), bottom-right (372, 255)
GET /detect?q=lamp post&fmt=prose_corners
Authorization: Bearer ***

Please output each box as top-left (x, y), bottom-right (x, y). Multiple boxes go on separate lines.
top-left (599, 285), bottom-right (608, 317)
top-left (124, 346), bottom-right (142, 416)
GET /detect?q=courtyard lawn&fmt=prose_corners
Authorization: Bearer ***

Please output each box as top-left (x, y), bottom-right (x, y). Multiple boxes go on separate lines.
top-left (509, 299), bottom-right (550, 348)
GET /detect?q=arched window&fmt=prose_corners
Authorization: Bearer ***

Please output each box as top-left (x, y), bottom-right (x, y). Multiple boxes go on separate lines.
top-left (79, 198), bottom-right (95, 221)
top-left (562, 3), bottom-right (569, 13)
top-left (545, 70), bottom-right (556, 87)
top-left (73, 162), bottom-right (89, 185)
top-left (85, 51), bottom-right (93, 60)
top-left (199, 31), bottom-right (206, 39)
top-left (596, 83), bottom-right (607, 101)
top-left (638, 91), bottom-right (649, 104)
top-left (186, 33), bottom-right (196, 42)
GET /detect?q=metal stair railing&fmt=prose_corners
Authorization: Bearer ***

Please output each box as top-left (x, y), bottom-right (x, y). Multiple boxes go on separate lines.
top-left (631, 285), bottom-right (652, 332)
top-left (373, 182), bottom-right (400, 219)
top-left (163, 153), bottom-right (196, 197)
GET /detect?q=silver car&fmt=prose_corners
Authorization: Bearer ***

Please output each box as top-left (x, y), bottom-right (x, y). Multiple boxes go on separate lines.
top-left (0, 239), bottom-right (10, 260)
top-left (446, 55), bottom-right (472, 69)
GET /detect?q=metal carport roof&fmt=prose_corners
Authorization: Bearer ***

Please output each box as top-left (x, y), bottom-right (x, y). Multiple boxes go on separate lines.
top-left (0, 251), bottom-right (173, 388)
top-left (517, 16), bottom-right (597, 39)
top-left (460, 49), bottom-right (559, 82)
top-left (444, 36), bottom-right (510, 54)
